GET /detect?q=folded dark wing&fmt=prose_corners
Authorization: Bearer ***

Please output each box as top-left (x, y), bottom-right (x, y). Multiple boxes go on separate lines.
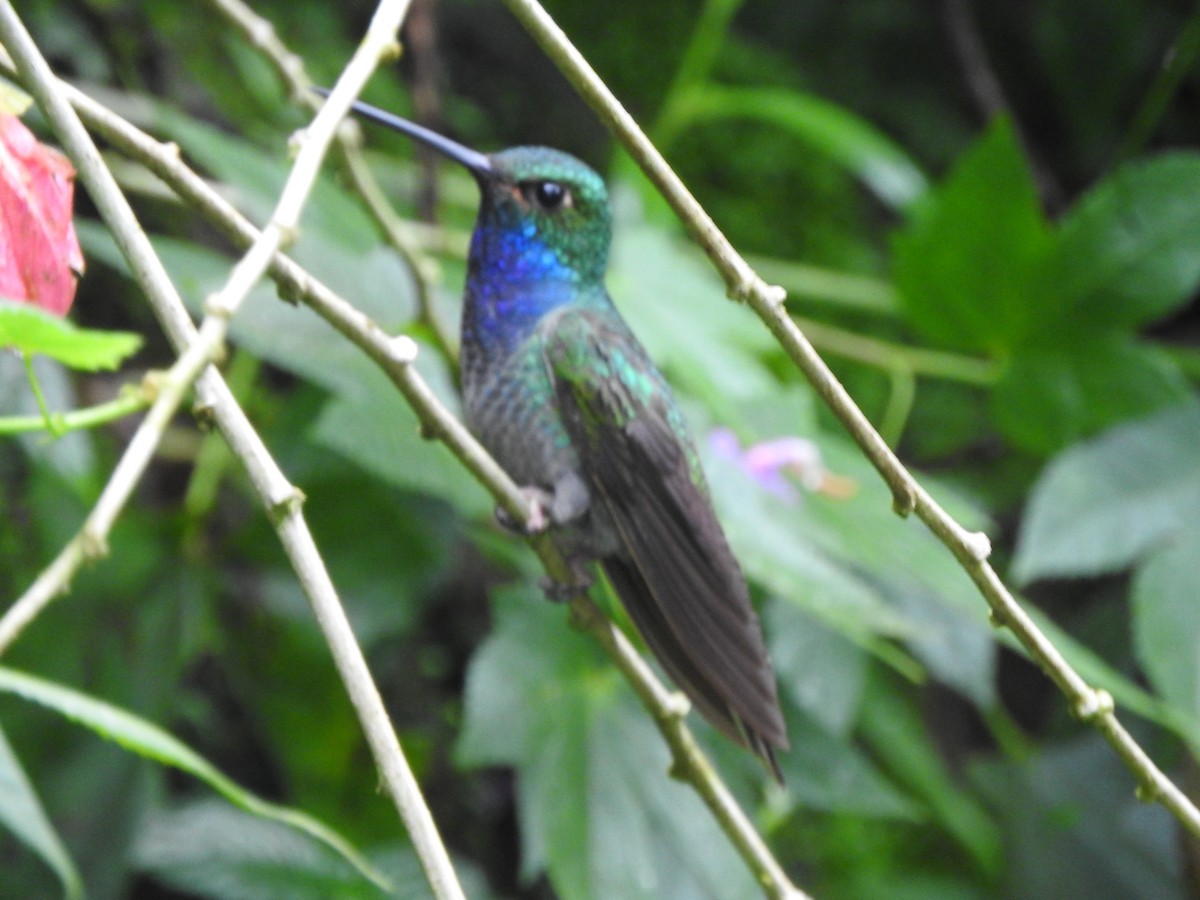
top-left (542, 308), bottom-right (787, 768)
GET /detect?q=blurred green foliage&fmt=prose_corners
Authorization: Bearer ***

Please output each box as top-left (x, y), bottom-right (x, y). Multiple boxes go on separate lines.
top-left (3, 0), bottom-right (1200, 897)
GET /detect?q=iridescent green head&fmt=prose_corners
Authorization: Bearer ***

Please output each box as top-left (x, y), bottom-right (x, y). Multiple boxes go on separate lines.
top-left (330, 94), bottom-right (611, 287)
top-left (475, 146), bottom-right (611, 286)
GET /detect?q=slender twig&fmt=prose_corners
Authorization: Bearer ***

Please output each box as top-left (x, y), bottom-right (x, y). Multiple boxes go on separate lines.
top-left (502, 0), bottom-right (1200, 840)
top-left (0, 5), bottom-right (468, 900)
top-left (746, 254), bottom-right (899, 316)
top-left (20, 352), bottom-right (61, 435)
top-left (792, 315), bottom-right (999, 387)
top-left (26, 45), bottom-right (808, 900)
top-left (199, 0), bottom-right (457, 361)
top-left (1117, 6), bottom-right (1200, 161)
top-left (188, 5), bottom-right (805, 894)
top-left (0, 380), bottom-right (151, 435)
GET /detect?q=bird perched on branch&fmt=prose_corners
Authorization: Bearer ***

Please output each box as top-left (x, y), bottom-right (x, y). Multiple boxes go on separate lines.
top-left (331, 93), bottom-right (788, 779)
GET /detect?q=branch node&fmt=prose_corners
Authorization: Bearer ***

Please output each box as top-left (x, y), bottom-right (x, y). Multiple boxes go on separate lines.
top-left (276, 270), bottom-right (306, 305)
top-left (1072, 689), bottom-right (1114, 723)
top-left (203, 291), bottom-right (234, 320)
top-left (727, 271), bottom-right (756, 304)
top-left (192, 397), bottom-right (218, 431)
top-left (663, 688), bottom-right (691, 721)
top-left (80, 527), bottom-right (109, 561)
top-left (668, 756), bottom-right (691, 782)
top-left (389, 334), bottom-right (420, 365)
top-left (1135, 780), bottom-right (1162, 803)
top-left (287, 127), bottom-right (306, 160)
top-left (959, 528), bottom-right (992, 562)
top-left (759, 282), bottom-right (787, 310)
top-left (139, 369), bottom-right (165, 403)
top-left (268, 486), bottom-right (307, 525)
top-left (379, 39), bottom-right (403, 63)
top-left (987, 608), bottom-right (1008, 630)
top-left (275, 222), bottom-right (300, 249)
top-left (246, 15), bottom-right (276, 49)
top-left (890, 485), bottom-right (916, 517)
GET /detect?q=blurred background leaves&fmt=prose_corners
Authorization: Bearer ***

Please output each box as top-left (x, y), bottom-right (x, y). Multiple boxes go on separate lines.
top-left (3, 0), bottom-right (1200, 897)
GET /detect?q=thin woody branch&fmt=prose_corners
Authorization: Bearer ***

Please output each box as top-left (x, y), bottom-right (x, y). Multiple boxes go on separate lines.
top-left (500, 0), bottom-right (1200, 839)
top-left (0, 4), bottom-right (468, 899)
top-left (35, 49), bottom-right (807, 899)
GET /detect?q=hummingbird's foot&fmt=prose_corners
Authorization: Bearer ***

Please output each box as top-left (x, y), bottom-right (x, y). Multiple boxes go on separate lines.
top-left (494, 486), bottom-right (555, 535)
top-left (538, 562), bottom-right (593, 603)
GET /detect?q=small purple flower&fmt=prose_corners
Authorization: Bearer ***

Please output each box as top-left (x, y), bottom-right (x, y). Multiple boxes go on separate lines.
top-left (710, 428), bottom-right (835, 502)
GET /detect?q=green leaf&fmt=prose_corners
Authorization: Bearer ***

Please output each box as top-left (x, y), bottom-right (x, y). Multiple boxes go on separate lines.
top-left (765, 601), bottom-right (866, 737)
top-left (1132, 525), bottom-right (1200, 728)
top-left (859, 676), bottom-right (1002, 873)
top-left (779, 710), bottom-right (921, 819)
top-left (705, 447), bottom-right (918, 644)
top-left (0, 300), bottom-right (142, 371)
top-left (1051, 153), bottom-right (1200, 329)
top-left (0, 667), bottom-right (391, 894)
top-left (458, 588), bottom-right (756, 899)
top-left (0, 722), bottom-right (83, 899)
top-left (990, 333), bottom-right (1190, 455)
top-left (971, 738), bottom-right (1184, 899)
top-left (1013, 403), bottom-right (1200, 582)
top-left (892, 117), bottom-right (1053, 353)
top-left (310, 377), bottom-right (491, 518)
top-left (611, 223), bottom-right (780, 423)
top-left (134, 800), bottom-right (419, 899)
top-left (76, 226), bottom-right (411, 399)
top-left (1008, 604), bottom-right (1200, 747)
top-left (78, 225), bottom-right (483, 513)
top-left (678, 85), bottom-right (928, 210)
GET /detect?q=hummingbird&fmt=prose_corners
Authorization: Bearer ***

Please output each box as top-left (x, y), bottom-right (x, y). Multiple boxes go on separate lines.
top-left (332, 94), bottom-right (789, 779)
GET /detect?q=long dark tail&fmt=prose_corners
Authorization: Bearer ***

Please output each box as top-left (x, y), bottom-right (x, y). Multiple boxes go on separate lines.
top-left (602, 556), bottom-right (785, 782)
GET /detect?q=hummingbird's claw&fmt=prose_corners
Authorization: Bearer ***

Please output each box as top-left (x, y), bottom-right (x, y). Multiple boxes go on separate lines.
top-left (494, 486), bottom-right (555, 535)
top-left (538, 562), bottom-right (593, 603)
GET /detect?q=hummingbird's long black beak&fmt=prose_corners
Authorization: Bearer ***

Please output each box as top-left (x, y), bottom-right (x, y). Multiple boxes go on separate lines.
top-left (312, 87), bottom-right (493, 179)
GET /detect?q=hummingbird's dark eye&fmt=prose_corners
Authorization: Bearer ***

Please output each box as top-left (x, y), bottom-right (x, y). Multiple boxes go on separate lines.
top-left (522, 180), bottom-right (570, 212)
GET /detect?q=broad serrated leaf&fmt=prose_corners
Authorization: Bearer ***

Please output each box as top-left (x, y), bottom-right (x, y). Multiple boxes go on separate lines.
top-left (1051, 152), bottom-right (1200, 329)
top-left (892, 117), bottom-right (1053, 352)
top-left (1132, 526), bottom-right (1200, 728)
top-left (458, 588), bottom-right (756, 900)
top-left (0, 722), bottom-right (82, 899)
top-left (1014, 403), bottom-right (1200, 581)
top-left (0, 667), bottom-right (389, 893)
top-left (0, 299), bottom-right (141, 370)
top-left (990, 333), bottom-right (1189, 455)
